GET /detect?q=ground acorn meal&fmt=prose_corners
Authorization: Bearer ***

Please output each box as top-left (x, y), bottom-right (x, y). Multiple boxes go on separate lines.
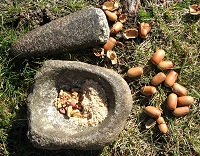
top-left (54, 79), bottom-right (108, 127)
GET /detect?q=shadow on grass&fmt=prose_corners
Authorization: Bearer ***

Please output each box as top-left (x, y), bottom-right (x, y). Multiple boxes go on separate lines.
top-left (6, 103), bottom-right (103, 156)
top-left (182, 13), bottom-right (200, 24)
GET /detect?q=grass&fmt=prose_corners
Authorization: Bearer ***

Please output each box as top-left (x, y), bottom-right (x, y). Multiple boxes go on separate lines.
top-left (0, 0), bottom-right (200, 155)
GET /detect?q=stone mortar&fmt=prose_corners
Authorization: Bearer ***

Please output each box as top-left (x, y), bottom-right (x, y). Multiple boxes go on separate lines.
top-left (27, 60), bottom-right (132, 150)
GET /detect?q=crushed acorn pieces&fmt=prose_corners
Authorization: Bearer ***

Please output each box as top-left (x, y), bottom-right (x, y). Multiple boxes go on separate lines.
top-left (54, 88), bottom-right (83, 118)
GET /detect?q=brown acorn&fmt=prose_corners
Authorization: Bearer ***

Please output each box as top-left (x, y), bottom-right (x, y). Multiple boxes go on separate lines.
top-left (158, 123), bottom-right (168, 134)
top-left (103, 37), bottom-right (116, 51)
top-left (166, 93), bottom-right (177, 110)
top-left (157, 60), bottom-right (174, 70)
top-left (110, 22), bottom-right (123, 34)
top-left (177, 96), bottom-right (194, 106)
top-left (151, 72), bottom-right (166, 86)
top-left (164, 70), bottom-right (178, 87)
top-left (144, 106), bottom-right (162, 118)
top-left (127, 66), bottom-right (143, 78)
top-left (172, 83), bottom-right (187, 96)
top-left (140, 86), bottom-right (157, 96)
top-left (151, 49), bottom-right (165, 65)
top-left (173, 106), bottom-right (190, 117)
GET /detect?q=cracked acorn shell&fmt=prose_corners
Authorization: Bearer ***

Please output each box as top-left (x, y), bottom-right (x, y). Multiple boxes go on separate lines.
top-left (151, 72), bottom-right (166, 86)
top-left (151, 49), bottom-right (165, 65)
top-left (102, 1), bottom-right (119, 11)
top-left (127, 66), bottom-right (143, 78)
top-left (164, 70), bottom-right (178, 87)
top-left (119, 14), bottom-right (128, 23)
top-left (173, 106), bottom-right (190, 117)
top-left (157, 60), bottom-right (174, 70)
top-left (166, 93), bottom-right (177, 110)
top-left (145, 119), bottom-right (156, 129)
top-left (139, 22), bottom-right (151, 38)
top-left (122, 28), bottom-right (138, 39)
top-left (177, 96), bottom-right (194, 106)
top-left (189, 4), bottom-right (200, 15)
top-left (144, 106), bottom-right (162, 118)
top-left (110, 22), bottom-right (123, 34)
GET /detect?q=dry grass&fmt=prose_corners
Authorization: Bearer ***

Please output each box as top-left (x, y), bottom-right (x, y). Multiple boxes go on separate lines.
top-left (0, 0), bottom-right (199, 155)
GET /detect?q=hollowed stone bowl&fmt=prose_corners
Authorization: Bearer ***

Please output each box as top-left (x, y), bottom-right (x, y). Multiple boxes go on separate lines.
top-left (27, 60), bottom-right (132, 150)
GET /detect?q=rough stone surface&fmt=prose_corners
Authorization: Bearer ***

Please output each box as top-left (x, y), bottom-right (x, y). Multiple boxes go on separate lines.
top-left (27, 60), bottom-right (132, 150)
top-left (11, 7), bottom-right (110, 58)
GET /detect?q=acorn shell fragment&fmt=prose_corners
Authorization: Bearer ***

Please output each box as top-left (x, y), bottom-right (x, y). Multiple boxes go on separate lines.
top-left (145, 119), bottom-right (156, 129)
top-left (106, 50), bottom-right (118, 64)
top-left (189, 4), bottom-right (200, 15)
top-left (102, 1), bottom-right (119, 11)
top-left (119, 14), bottom-right (128, 23)
top-left (144, 106), bottom-right (162, 118)
top-left (104, 10), bottom-right (118, 21)
top-left (139, 22), bottom-right (151, 38)
top-left (122, 28), bottom-right (138, 39)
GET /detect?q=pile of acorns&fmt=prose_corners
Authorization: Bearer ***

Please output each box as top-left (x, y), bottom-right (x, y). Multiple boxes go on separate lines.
top-left (126, 49), bottom-right (194, 134)
top-left (94, 1), bottom-right (151, 64)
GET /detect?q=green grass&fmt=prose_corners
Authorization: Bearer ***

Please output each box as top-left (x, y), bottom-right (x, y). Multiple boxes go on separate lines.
top-left (0, 0), bottom-right (200, 155)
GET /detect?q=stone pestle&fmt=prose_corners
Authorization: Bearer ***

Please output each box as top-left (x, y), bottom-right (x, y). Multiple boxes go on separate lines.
top-left (11, 7), bottom-right (110, 58)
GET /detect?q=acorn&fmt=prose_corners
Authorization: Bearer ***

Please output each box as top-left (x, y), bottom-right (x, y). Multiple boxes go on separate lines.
top-left (103, 37), bottom-right (116, 51)
top-left (104, 10), bottom-right (118, 21)
top-left (157, 60), bottom-right (174, 70)
top-left (158, 123), bottom-right (168, 134)
top-left (140, 86), bottom-right (157, 96)
top-left (151, 72), bottom-right (166, 86)
top-left (177, 96), bottom-right (194, 106)
top-left (164, 70), bottom-right (178, 87)
top-left (166, 93), bottom-right (177, 110)
top-left (144, 106), bottom-right (162, 118)
top-left (172, 83), bottom-right (187, 96)
top-left (127, 66), bottom-right (143, 78)
top-left (151, 49), bottom-right (165, 65)
top-left (172, 106), bottom-right (190, 117)
top-left (110, 22), bottom-right (123, 34)
top-left (156, 116), bottom-right (165, 124)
